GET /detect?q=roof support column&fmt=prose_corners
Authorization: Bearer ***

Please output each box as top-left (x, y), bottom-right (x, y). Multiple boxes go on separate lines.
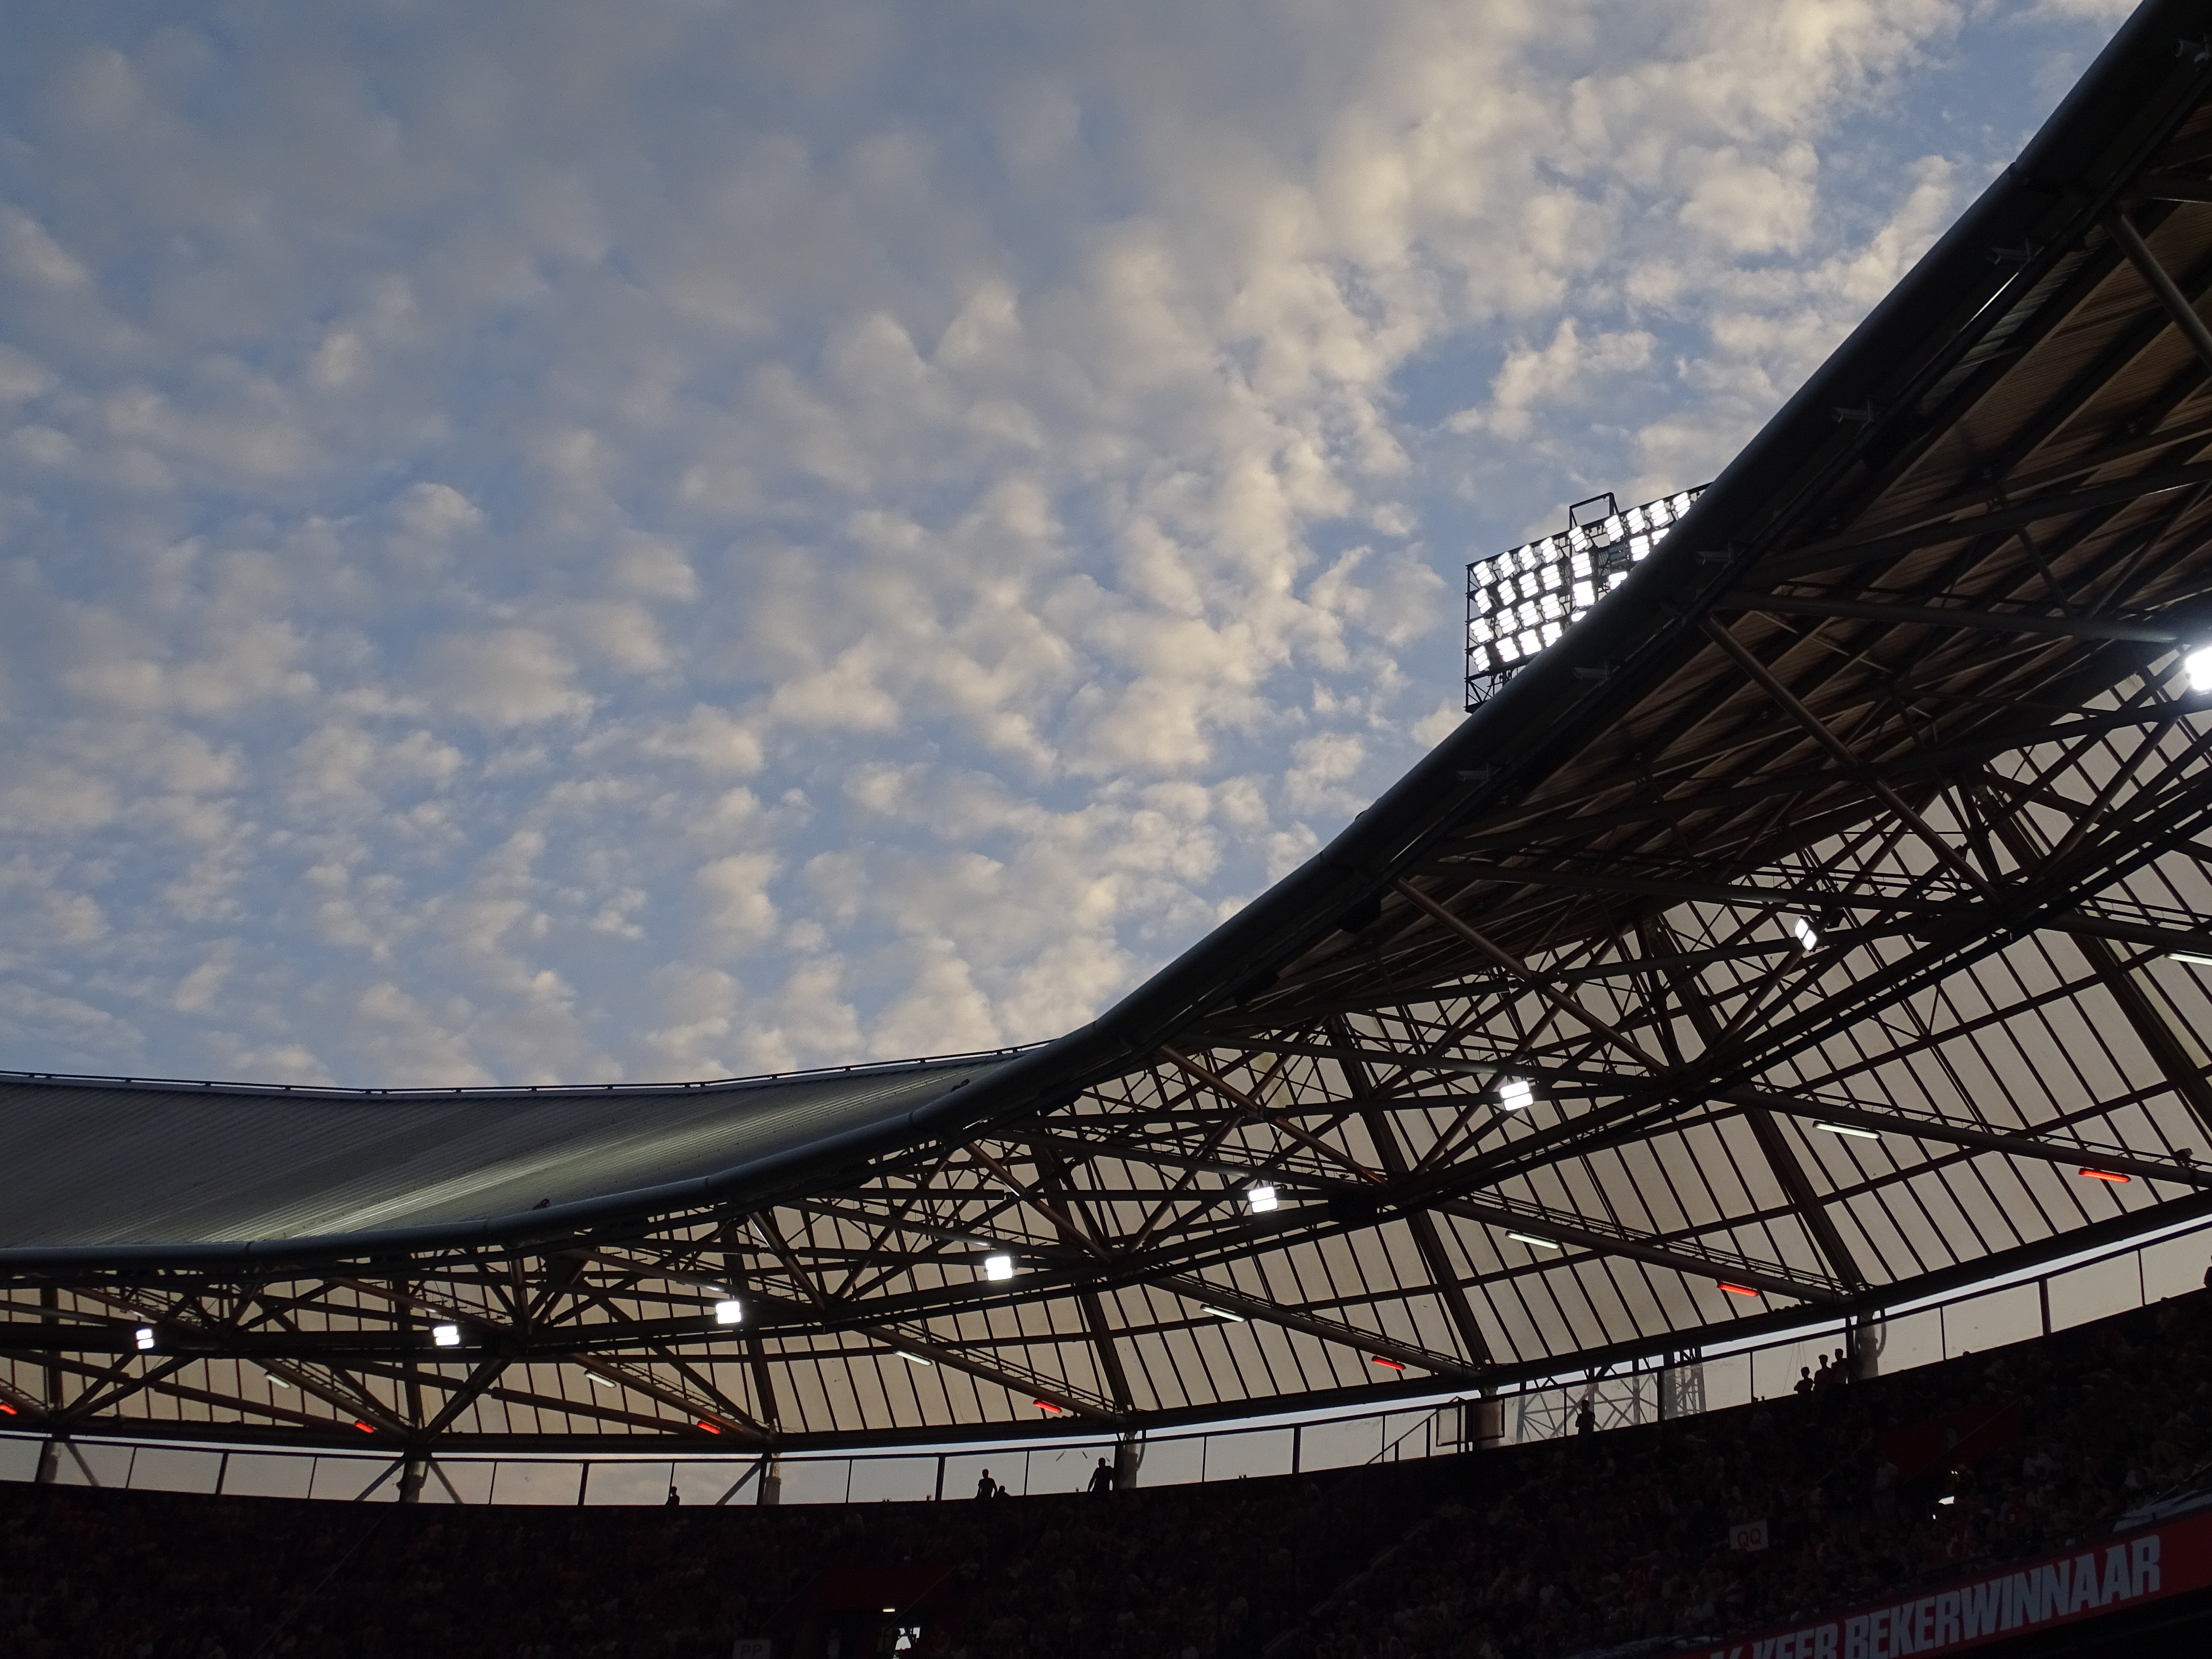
top-left (1330, 1023), bottom-right (1495, 1368)
top-left (1641, 918), bottom-right (1867, 1292)
top-left (2108, 211), bottom-right (2212, 377)
top-left (2072, 931), bottom-right (2212, 1141)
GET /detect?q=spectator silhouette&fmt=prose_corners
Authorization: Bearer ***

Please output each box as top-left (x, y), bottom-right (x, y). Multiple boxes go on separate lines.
top-left (665, 1484), bottom-right (681, 1508)
top-left (1793, 1366), bottom-right (1813, 1397)
top-left (1575, 1397), bottom-right (1596, 1437)
top-left (975, 1470), bottom-right (998, 1499)
top-left (1088, 1458), bottom-right (1114, 1494)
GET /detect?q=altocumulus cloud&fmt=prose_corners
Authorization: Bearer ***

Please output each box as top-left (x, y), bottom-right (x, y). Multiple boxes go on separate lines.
top-left (0, 0), bottom-right (2130, 1083)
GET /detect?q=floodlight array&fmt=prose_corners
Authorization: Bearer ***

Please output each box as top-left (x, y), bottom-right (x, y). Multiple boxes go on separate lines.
top-left (1464, 488), bottom-right (1703, 680)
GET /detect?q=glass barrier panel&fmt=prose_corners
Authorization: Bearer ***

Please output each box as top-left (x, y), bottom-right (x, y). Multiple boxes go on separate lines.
top-left (1297, 1415), bottom-right (1383, 1470)
top-left (128, 1446), bottom-right (224, 1495)
top-left (1130, 1434), bottom-right (1204, 1487)
top-left (2140, 1232), bottom-right (2208, 1306)
top-left (583, 1459), bottom-right (678, 1506)
top-left (50, 1441), bottom-right (134, 1488)
top-left (423, 1458), bottom-right (495, 1504)
top-left (1196, 1426), bottom-right (1292, 1481)
top-left (1940, 1282), bottom-right (2040, 1360)
top-left (1756, 1336), bottom-right (1832, 1402)
top-left (1866, 1307), bottom-right (1941, 1375)
top-left (2046, 1254), bottom-right (2141, 1333)
top-left (671, 1459), bottom-right (744, 1505)
top-left (0, 1436), bottom-right (43, 1483)
top-left (219, 1451), bottom-right (315, 1499)
top-left (1699, 1353), bottom-right (1753, 1414)
top-left (307, 1455), bottom-right (396, 1501)
top-left (1021, 1440), bottom-right (1107, 1496)
top-left (846, 1455), bottom-right (939, 1504)
top-left (936, 1452), bottom-right (1010, 1504)
top-left (777, 1458), bottom-right (856, 1505)
top-left (488, 1458), bottom-right (585, 1505)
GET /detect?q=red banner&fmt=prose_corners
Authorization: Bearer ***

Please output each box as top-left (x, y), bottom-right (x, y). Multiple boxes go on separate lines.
top-left (1691, 1504), bottom-right (2212, 1659)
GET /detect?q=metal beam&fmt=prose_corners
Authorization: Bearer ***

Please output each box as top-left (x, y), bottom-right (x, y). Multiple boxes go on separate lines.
top-left (1148, 1274), bottom-right (1484, 1384)
top-left (2108, 211), bottom-right (2212, 377)
top-left (1725, 590), bottom-right (2191, 644)
top-left (1729, 1088), bottom-right (2210, 1187)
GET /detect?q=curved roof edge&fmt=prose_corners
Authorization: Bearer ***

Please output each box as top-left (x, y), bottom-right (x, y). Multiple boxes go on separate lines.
top-left (7, 2), bottom-right (2205, 1274)
top-left (909, 0), bottom-right (2212, 1135)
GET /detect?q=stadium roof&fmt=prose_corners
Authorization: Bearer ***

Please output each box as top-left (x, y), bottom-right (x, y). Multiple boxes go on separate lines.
top-left (10, 0), bottom-right (2212, 1453)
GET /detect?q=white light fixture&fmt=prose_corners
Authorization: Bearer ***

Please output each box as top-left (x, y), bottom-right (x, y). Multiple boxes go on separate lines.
top-left (895, 1350), bottom-right (934, 1368)
top-left (714, 1298), bottom-right (745, 1325)
top-left (134, 1327), bottom-right (156, 1352)
top-left (1507, 1232), bottom-right (1563, 1251)
top-left (2171, 949), bottom-right (2212, 966)
top-left (1201, 1306), bottom-right (1247, 1322)
top-left (2187, 644), bottom-right (2212, 693)
top-left (432, 1323), bottom-right (462, 1348)
top-left (1790, 916), bottom-right (1819, 952)
top-left (588, 1374), bottom-right (615, 1389)
top-left (1467, 488), bottom-right (1705, 678)
top-left (1246, 1183), bottom-right (1278, 1213)
top-left (1816, 1121), bottom-right (1882, 1141)
top-left (270, 1377), bottom-right (292, 1388)
top-left (1496, 1077), bottom-right (1534, 1112)
top-left (984, 1254), bottom-right (1016, 1281)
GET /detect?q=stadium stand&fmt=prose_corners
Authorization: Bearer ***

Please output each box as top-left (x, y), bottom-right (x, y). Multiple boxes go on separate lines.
top-left (7, 1290), bottom-right (2212, 1659)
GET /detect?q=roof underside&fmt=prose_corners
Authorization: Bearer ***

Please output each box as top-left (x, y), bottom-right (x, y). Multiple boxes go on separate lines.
top-left (11, 0), bottom-right (2212, 1453)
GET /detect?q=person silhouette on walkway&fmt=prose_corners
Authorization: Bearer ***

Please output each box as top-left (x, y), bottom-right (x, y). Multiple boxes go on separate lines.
top-left (1088, 1458), bottom-right (1114, 1493)
top-left (975, 1470), bottom-right (998, 1499)
top-left (665, 1483), bottom-right (681, 1507)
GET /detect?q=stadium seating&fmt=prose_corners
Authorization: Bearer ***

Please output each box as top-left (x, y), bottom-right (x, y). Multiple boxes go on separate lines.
top-left (4, 1292), bottom-right (2209, 1659)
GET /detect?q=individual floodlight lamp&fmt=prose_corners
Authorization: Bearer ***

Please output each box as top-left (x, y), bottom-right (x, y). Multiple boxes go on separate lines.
top-left (1507, 1232), bottom-right (1562, 1251)
top-left (2187, 643), bottom-right (2212, 693)
top-left (1245, 1183), bottom-right (1278, 1213)
top-left (432, 1323), bottom-right (462, 1348)
top-left (1816, 1122), bottom-right (1881, 1141)
top-left (1790, 915), bottom-right (1819, 952)
top-left (1496, 1076), bottom-right (1534, 1112)
top-left (714, 1299), bottom-right (745, 1325)
top-left (984, 1254), bottom-right (1016, 1281)
top-left (134, 1326), bottom-right (156, 1352)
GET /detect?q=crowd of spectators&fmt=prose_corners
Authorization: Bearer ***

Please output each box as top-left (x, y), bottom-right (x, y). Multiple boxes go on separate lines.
top-left (1, 1293), bottom-right (2205, 1659)
top-left (1301, 1293), bottom-right (2212, 1659)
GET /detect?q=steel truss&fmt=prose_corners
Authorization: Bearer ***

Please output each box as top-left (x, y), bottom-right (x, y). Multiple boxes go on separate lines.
top-left (12, 9), bottom-right (2212, 1465)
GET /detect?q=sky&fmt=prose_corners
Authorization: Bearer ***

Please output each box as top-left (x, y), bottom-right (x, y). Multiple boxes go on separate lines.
top-left (0, 0), bottom-right (2142, 1088)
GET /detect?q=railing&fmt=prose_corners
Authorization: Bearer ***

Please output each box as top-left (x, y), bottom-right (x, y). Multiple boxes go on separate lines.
top-left (8, 1214), bottom-right (2209, 1507)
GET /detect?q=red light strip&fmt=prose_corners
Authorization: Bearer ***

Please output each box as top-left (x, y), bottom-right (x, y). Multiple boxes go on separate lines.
top-left (1369, 1355), bottom-right (1406, 1370)
top-left (2078, 1167), bottom-right (2131, 1183)
top-left (0, 1402), bottom-right (16, 1415)
top-left (353, 1420), bottom-right (375, 1433)
top-left (1033, 1399), bottom-right (1069, 1414)
top-left (1717, 1282), bottom-right (1760, 1298)
top-left (697, 1420), bottom-right (723, 1434)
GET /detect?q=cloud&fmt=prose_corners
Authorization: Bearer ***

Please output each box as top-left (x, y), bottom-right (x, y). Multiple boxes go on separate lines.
top-left (0, 0), bottom-right (2132, 1083)
top-left (422, 629), bottom-right (594, 728)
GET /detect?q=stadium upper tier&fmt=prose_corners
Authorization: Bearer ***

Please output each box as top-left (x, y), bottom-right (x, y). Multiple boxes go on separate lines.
top-left (10, 0), bottom-right (2212, 1454)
